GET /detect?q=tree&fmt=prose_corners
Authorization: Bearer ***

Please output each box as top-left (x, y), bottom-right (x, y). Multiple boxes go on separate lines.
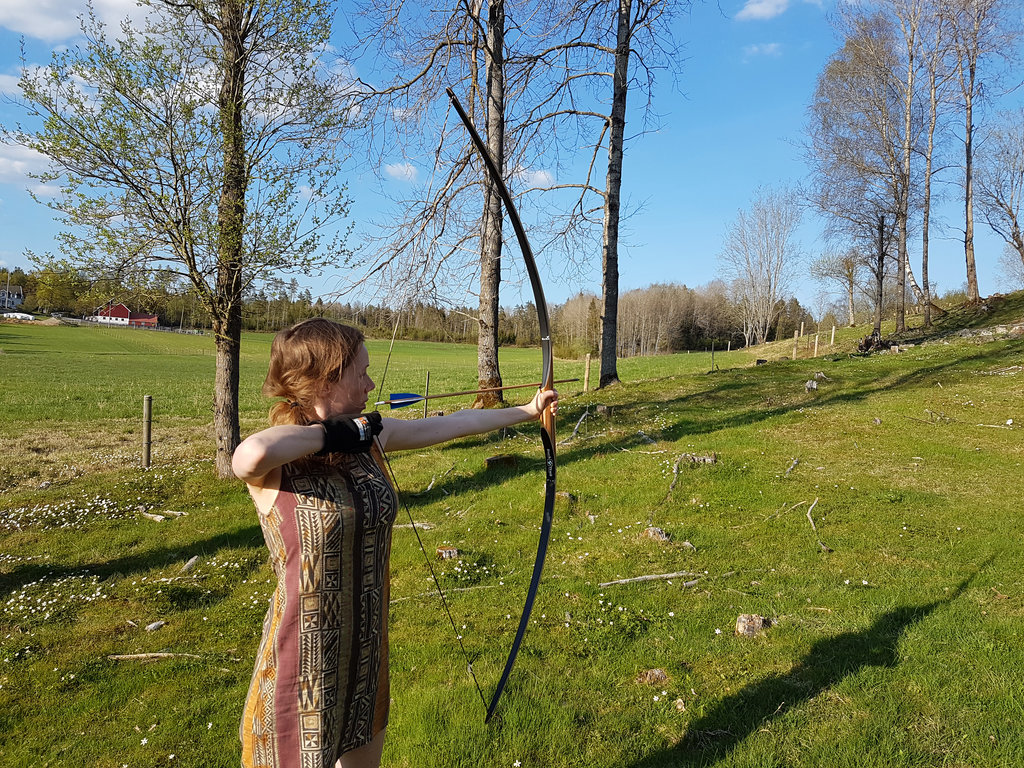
top-left (807, 9), bottom-right (919, 336)
top-left (6, 0), bottom-right (353, 476)
top-left (810, 249), bottom-right (863, 327)
top-left (719, 187), bottom-right (803, 347)
top-left (976, 108), bottom-right (1024, 273)
top-left (945, 0), bottom-right (1019, 302)
top-left (528, 0), bottom-right (682, 386)
top-left (917, 1), bottom-right (956, 327)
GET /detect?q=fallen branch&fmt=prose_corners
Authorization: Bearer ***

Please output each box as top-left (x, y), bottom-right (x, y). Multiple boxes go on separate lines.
top-left (730, 500), bottom-right (807, 530)
top-left (598, 571), bottom-right (700, 587)
top-left (805, 498), bottom-right (833, 552)
top-left (784, 458), bottom-right (799, 477)
top-left (569, 409), bottom-right (589, 440)
top-left (107, 652), bottom-right (223, 662)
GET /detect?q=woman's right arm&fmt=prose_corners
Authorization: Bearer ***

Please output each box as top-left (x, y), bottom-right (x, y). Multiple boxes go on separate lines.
top-left (231, 424), bottom-right (326, 484)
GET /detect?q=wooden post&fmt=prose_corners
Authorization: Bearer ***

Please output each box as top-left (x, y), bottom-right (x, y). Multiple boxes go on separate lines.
top-left (799, 320), bottom-right (805, 338)
top-left (710, 340), bottom-right (715, 372)
top-left (831, 325), bottom-right (836, 346)
top-left (814, 334), bottom-right (819, 357)
top-left (792, 331), bottom-right (799, 360)
top-left (423, 371), bottom-right (430, 418)
top-left (584, 353), bottom-right (591, 392)
top-left (727, 340), bottom-right (731, 352)
top-left (142, 395), bottom-right (152, 468)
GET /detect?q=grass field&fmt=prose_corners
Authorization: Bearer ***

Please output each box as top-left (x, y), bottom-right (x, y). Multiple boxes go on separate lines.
top-left (1, 305), bottom-right (1022, 768)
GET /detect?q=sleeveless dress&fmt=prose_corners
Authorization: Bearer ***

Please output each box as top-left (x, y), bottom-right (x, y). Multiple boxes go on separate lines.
top-left (240, 446), bottom-right (398, 768)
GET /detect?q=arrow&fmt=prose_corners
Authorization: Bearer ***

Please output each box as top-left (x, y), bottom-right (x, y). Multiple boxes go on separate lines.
top-left (377, 378), bottom-right (579, 409)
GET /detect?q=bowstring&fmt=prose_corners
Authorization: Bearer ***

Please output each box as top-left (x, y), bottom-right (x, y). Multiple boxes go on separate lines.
top-left (373, 323), bottom-right (489, 713)
top-left (374, 437), bottom-right (489, 713)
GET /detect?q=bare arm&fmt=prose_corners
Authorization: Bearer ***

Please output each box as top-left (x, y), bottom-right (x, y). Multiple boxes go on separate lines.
top-left (231, 424), bottom-right (326, 485)
top-left (379, 389), bottom-right (558, 452)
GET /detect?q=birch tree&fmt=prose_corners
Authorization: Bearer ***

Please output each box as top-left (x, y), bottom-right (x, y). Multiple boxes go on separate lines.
top-left (945, 0), bottom-right (1019, 302)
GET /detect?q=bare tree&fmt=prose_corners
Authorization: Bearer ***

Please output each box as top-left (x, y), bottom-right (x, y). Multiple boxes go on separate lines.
top-left (514, 0), bottom-right (682, 386)
top-left (976, 108), bottom-right (1024, 274)
top-left (997, 244), bottom-right (1024, 290)
top-left (719, 187), bottom-right (803, 346)
top-left (5, 0), bottom-right (352, 476)
top-left (810, 249), bottom-right (863, 327)
top-left (917, 0), bottom-right (956, 326)
top-left (944, 0), bottom-right (1019, 302)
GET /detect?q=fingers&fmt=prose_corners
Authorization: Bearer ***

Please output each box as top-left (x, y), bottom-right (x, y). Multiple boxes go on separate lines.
top-left (534, 387), bottom-right (558, 417)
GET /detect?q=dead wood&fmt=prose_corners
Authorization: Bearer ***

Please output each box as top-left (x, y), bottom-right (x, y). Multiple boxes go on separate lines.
top-left (598, 571), bottom-right (700, 587)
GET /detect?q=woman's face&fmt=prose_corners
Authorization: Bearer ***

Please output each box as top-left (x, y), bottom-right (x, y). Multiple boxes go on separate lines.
top-left (320, 343), bottom-right (374, 417)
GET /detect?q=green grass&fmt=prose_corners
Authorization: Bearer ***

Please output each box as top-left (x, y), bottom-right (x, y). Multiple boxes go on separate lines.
top-left (1, 312), bottom-right (1022, 767)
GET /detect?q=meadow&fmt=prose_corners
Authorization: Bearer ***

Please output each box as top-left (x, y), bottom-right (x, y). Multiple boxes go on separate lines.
top-left (0, 305), bottom-right (1022, 768)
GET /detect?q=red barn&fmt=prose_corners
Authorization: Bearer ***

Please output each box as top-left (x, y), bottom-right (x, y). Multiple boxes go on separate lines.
top-left (89, 303), bottom-right (159, 328)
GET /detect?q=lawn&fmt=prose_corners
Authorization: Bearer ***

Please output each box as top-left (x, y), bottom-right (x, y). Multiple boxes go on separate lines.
top-left (0, 312), bottom-right (1021, 767)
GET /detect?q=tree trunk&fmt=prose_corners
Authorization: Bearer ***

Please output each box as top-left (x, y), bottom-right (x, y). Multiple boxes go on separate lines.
top-left (922, 142), bottom-right (934, 326)
top-left (214, 0), bottom-right (247, 478)
top-left (599, 0), bottom-right (631, 388)
top-left (964, 59), bottom-right (979, 302)
top-left (846, 271), bottom-right (856, 327)
top-left (874, 215), bottom-right (885, 337)
top-left (475, 0), bottom-right (505, 407)
top-left (213, 311), bottom-right (242, 477)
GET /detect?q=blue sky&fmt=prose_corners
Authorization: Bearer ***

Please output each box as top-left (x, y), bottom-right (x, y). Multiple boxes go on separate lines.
top-left (1, 0), bottom-right (1020, 311)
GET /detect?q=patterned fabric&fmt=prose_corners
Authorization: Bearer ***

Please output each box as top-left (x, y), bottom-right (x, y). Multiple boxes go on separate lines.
top-left (241, 446), bottom-right (397, 768)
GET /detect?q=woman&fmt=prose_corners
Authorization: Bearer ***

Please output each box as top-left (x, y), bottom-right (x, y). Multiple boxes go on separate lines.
top-left (232, 318), bottom-right (557, 768)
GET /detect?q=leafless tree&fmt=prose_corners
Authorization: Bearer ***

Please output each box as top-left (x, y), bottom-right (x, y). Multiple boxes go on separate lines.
top-left (810, 249), bottom-right (864, 327)
top-left (719, 187), bottom-right (803, 346)
top-left (976, 108), bottom-right (1024, 275)
top-left (997, 244), bottom-right (1024, 290)
top-left (944, 0), bottom-right (1020, 302)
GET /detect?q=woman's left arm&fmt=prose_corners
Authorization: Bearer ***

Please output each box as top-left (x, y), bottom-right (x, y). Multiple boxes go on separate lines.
top-left (378, 389), bottom-right (558, 452)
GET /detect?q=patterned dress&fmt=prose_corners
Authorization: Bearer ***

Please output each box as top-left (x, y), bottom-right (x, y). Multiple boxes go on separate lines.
top-left (241, 446), bottom-right (398, 768)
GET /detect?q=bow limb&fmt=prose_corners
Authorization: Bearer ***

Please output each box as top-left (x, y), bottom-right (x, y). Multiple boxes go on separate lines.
top-left (445, 88), bottom-right (557, 723)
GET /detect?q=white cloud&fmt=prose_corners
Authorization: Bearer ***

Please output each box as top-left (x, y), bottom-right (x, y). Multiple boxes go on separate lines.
top-left (0, 73), bottom-right (20, 97)
top-left (736, 0), bottom-right (790, 21)
top-left (516, 168), bottom-right (555, 189)
top-left (385, 162), bottom-right (418, 183)
top-left (0, 0), bottom-right (149, 42)
top-left (0, 143), bottom-right (49, 185)
top-left (743, 43), bottom-right (783, 58)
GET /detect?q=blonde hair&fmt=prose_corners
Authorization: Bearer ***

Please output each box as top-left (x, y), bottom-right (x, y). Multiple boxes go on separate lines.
top-left (263, 318), bottom-right (366, 426)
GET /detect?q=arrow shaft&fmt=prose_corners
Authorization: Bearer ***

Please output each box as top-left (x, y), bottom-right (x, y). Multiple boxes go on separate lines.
top-left (377, 378), bottom-right (578, 407)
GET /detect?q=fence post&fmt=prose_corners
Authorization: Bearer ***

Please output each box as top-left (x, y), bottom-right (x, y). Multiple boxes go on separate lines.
top-left (423, 371), bottom-right (430, 418)
top-left (814, 334), bottom-right (819, 358)
top-left (142, 395), bottom-right (152, 468)
top-left (831, 325), bottom-right (836, 346)
top-left (584, 353), bottom-right (591, 392)
top-left (792, 331), bottom-right (799, 360)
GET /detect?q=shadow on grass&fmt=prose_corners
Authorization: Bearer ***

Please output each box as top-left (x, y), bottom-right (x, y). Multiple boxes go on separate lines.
top-left (626, 573), bottom-right (979, 768)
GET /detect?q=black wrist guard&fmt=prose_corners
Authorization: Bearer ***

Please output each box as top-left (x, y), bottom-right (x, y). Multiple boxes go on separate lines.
top-left (316, 412), bottom-right (383, 455)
